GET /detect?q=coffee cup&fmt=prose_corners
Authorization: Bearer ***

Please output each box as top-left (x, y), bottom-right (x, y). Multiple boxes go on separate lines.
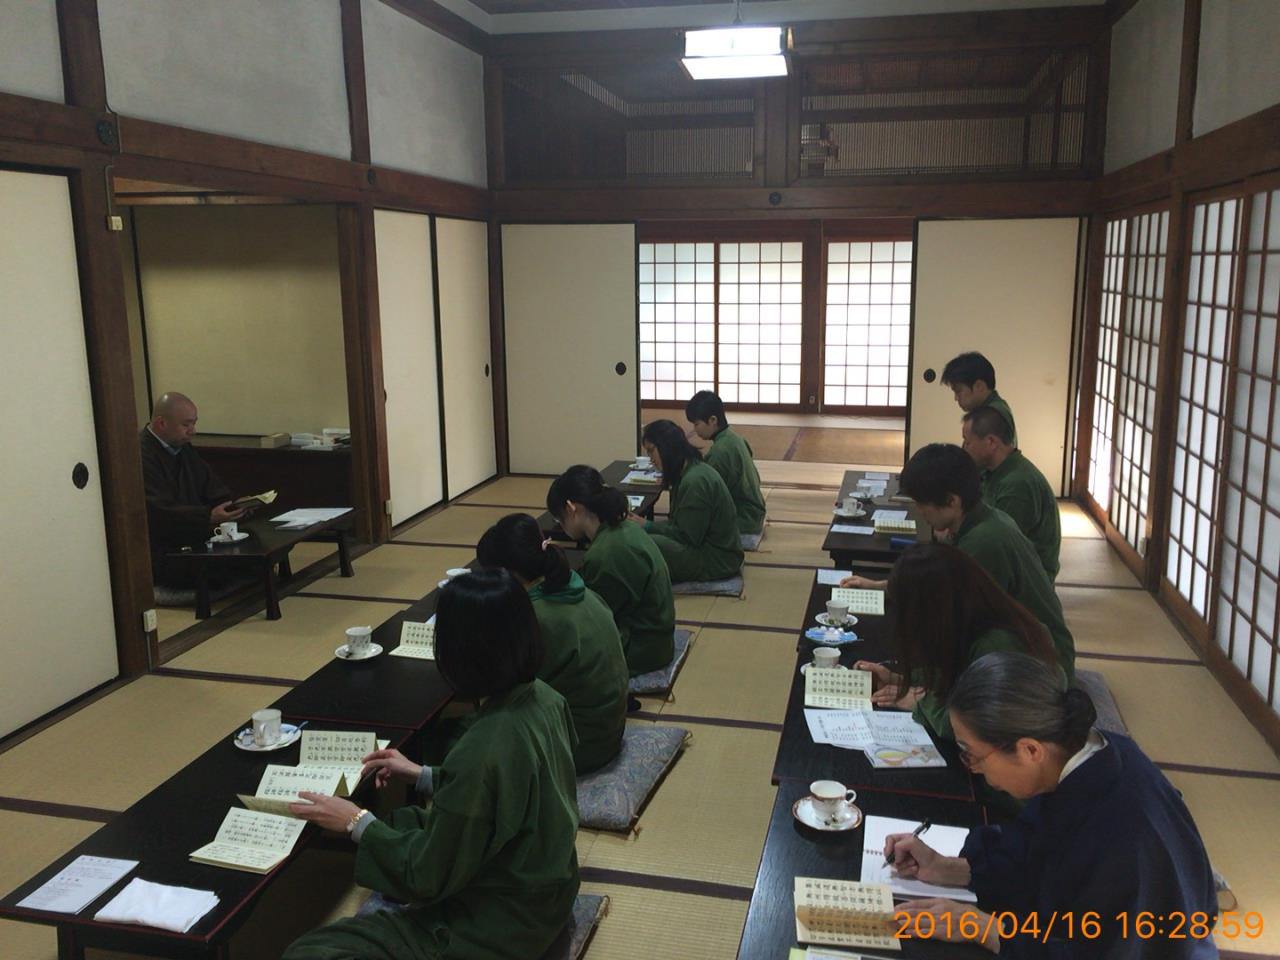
top-left (345, 625), bottom-right (373, 655)
top-left (251, 708), bottom-right (282, 747)
top-left (809, 780), bottom-right (857, 823)
top-left (445, 567), bottom-right (470, 580)
top-left (825, 600), bottom-right (850, 624)
top-left (842, 495), bottom-right (860, 514)
top-left (214, 522), bottom-right (238, 541)
top-left (812, 647), bottom-right (840, 669)
top-left (635, 455), bottom-right (652, 469)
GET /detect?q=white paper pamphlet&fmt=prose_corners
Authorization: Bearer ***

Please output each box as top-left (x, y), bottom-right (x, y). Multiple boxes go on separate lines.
top-left (860, 816), bottom-right (976, 902)
top-left (390, 615), bottom-right (435, 660)
top-left (864, 472), bottom-right (891, 481)
top-left (871, 509), bottom-right (908, 522)
top-left (829, 587), bottom-right (885, 616)
top-left (804, 710), bottom-right (945, 768)
top-left (831, 524), bottom-right (875, 536)
top-left (794, 877), bottom-right (900, 952)
top-left (17, 855), bottom-right (138, 914)
top-left (238, 764), bottom-right (348, 817)
top-left (816, 569), bottom-right (853, 586)
top-left (270, 507), bottom-right (352, 526)
top-left (804, 668), bottom-right (873, 710)
top-left (298, 730), bottom-right (379, 793)
top-left (189, 808), bottom-right (306, 874)
top-left (621, 470), bottom-right (662, 485)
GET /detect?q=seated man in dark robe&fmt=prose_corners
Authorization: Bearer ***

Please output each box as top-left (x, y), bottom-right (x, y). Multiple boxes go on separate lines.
top-left (140, 392), bottom-right (244, 586)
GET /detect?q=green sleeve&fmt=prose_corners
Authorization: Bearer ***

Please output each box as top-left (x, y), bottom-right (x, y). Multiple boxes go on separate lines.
top-left (387, 804), bottom-right (431, 832)
top-left (665, 480), bottom-right (713, 547)
top-left (645, 517), bottom-right (673, 537)
top-left (913, 693), bottom-right (952, 741)
top-left (583, 558), bottom-right (638, 618)
top-left (356, 803), bottom-right (493, 904)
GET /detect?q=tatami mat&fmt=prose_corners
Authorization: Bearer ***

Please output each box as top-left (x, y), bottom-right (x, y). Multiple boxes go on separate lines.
top-left (0, 811), bottom-right (101, 959)
top-left (167, 596), bottom-right (410, 680)
top-left (1062, 587), bottom-right (1198, 661)
top-left (577, 882), bottom-right (748, 960)
top-left (586, 723), bottom-right (777, 888)
top-left (760, 488), bottom-right (839, 524)
top-left (1165, 772), bottom-right (1280, 955)
top-left (1057, 537), bottom-right (1141, 587)
top-left (755, 460), bottom-right (846, 488)
top-left (1057, 501), bottom-right (1103, 539)
top-left (707, 567), bottom-right (815, 629)
top-left (299, 542), bottom-right (473, 600)
top-left (0, 675), bottom-right (290, 811)
top-left (675, 593), bottom-right (718, 623)
top-left (393, 505), bottom-right (516, 546)
top-left (663, 627), bottom-right (796, 724)
top-left (457, 475), bottom-right (549, 508)
top-left (749, 522), bottom-right (833, 568)
top-left (1097, 661), bottom-right (1280, 774)
top-left (724, 425), bottom-right (798, 461)
top-left (789, 427), bottom-right (903, 467)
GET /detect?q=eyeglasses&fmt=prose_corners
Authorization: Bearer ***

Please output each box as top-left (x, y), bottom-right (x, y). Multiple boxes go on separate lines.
top-left (957, 742), bottom-right (1003, 770)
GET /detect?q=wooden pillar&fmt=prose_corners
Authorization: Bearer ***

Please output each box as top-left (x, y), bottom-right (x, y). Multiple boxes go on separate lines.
top-left (340, 0), bottom-right (372, 165)
top-left (487, 221), bottom-right (510, 475)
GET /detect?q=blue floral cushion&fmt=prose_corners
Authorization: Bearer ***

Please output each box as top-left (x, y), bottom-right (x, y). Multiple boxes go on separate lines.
top-left (628, 629), bottom-right (693, 695)
top-left (670, 573), bottom-right (744, 597)
top-left (577, 724), bottom-right (689, 831)
top-left (1075, 669), bottom-right (1128, 735)
top-left (740, 530), bottom-right (765, 551)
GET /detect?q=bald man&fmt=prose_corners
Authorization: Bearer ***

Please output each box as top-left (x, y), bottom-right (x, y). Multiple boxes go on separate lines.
top-left (140, 392), bottom-right (244, 585)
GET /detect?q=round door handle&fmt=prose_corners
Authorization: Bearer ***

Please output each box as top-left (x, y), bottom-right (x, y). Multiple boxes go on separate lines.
top-left (72, 462), bottom-right (90, 489)
top-left (615, 362), bottom-right (627, 376)
top-left (923, 368), bottom-right (937, 383)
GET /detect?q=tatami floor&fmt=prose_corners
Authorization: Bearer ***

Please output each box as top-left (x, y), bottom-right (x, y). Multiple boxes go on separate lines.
top-left (2, 462), bottom-right (1278, 958)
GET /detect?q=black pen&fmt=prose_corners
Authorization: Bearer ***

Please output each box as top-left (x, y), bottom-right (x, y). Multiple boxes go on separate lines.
top-left (884, 818), bottom-right (932, 868)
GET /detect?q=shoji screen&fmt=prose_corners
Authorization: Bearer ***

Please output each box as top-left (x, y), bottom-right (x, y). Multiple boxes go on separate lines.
top-left (374, 210), bottom-right (444, 525)
top-left (1216, 187), bottom-right (1280, 710)
top-left (1088, 218), bottom-right (1126, 510)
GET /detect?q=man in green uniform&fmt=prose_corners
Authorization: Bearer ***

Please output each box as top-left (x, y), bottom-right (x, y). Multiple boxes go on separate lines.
top-left (941, 351), bottom-right (1017, 446)
top-left (897, 443), bottom-right (1074, 682)
top-left (686, 390), bottom-right (766, 536)
top-left (962, 405), bottom-right (1061, 580)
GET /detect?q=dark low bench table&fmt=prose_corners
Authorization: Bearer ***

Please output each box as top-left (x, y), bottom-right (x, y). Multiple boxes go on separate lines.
top-left (822, 470), bottom-right (932, 567)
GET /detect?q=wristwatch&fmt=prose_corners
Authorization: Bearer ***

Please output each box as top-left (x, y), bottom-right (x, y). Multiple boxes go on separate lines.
top-left (345, 808), bottom-right (370, 834)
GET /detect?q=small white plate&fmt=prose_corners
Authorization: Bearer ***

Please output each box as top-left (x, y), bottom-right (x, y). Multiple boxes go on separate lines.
top-left (437, 579), bottom-right (450, 589)
top-left (335, 642), bottom-right (383, 661)
top-left (206, 531), bottom-right (250, 545)
top-left (800, 663), bottom-right (850, 675)
top-left (816, 612), bottom-right (859, 629)
top-left (792, 796), bottom-right (862, 831)
top-left (833, 507), bottom-right (867, 520)
top-left (232, 723), bottom-right (302, 752)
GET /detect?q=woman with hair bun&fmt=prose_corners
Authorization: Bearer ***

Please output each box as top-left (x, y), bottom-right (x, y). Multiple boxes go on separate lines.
top-left (547, 465), bottom-right (675, 676)
top-left (886, 652), bottom-right (1218, 958)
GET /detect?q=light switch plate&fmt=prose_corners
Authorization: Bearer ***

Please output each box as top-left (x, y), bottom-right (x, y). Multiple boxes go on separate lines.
top-left (142, 608), bottom-right (158, 632)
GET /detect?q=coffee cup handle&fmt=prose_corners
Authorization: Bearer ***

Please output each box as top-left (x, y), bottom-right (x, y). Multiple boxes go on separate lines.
top-left (843, 790), bottom-right (856, 803)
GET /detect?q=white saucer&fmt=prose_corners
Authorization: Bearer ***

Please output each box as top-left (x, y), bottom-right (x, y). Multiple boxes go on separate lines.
top-left (207, 531), bottom-right (250, 545)
top-left (335, 642), bottom-right (383, 661)
top-left (792, 796), bottom-right (862, 831)
top-left (833, 507), bottom-right (867, 519)
top-left (233, 723), bottom-right (302, 752)
top-left (800, 663), bottom-right (850, 675)
top-left (816, 612), bottom-right (859, 629)
top-left (437, 579), bottom-right (450, 589)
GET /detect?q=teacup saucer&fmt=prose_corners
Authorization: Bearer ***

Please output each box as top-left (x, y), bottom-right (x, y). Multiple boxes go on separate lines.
top-left (207, 531), bottom-right (250, 545)
top-left (816, 612), bottom-right (859, 629)
top-left (792, 796), bottom-right (862, 832)
top-left (800, 663), bottom-right (850, 675)
top-left (335, 642), bottom-right (383, 661)
top-left (232, 723), bottom-right (302, 752)
top-left (805, 627), bottom-right (860, 646)
top-left (833, 506), bottom-right (868, 519)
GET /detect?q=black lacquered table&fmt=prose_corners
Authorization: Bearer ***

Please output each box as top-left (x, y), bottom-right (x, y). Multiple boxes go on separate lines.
top-left (822, 470), bottom-right (932, 567)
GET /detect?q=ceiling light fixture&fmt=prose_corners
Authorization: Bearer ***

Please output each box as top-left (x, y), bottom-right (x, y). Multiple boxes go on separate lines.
top-left (682, 1), bottom-right (788, 80)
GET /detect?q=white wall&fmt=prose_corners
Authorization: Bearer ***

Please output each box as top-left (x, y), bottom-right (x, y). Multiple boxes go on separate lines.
top-left (362, 0), bottom-right (487, 187)
top-left (0, 0), bottom-right (63, 102)
top-left (1104, 0), bottom-right (1182, 173)
top-left (98, 0), bottom-right (351, 159)
top-left (1194, 0), bottom-right (1280, 137)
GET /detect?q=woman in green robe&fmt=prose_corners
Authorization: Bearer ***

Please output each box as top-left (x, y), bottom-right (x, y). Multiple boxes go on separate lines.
top-left (637, 419), bottom-right (744, 583)
top-left (547, 464), bottom-right (676, 677)
top-left (283, 570), bottom-right (580, 960)
top-left (477, 513), bottom-right (629, 773)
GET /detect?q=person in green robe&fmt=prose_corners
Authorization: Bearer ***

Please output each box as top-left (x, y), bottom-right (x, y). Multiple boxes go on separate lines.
top-left (477, 513), bottom-right (629, 773)
top-left (685, 390), bottom-right (766, 536)
top-left (636, 419), bottom-right (744, 583)
top-left (283, 569), bottom-right (579, 960)
top-left (547, 465), bottom-right (676, 676)
top-left (941, 350), bottom-right (1017, 446)
top-left (962, 405), bottom-right (1061, 580)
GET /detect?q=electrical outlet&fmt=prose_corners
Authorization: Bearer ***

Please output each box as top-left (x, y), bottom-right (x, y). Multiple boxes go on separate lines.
top-left (142, 608), bottom-right (158, 632)
top-left (107, 215), bottom-right (124, 232)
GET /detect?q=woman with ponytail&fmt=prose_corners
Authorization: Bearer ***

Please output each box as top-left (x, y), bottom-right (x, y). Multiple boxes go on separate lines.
top-left (883, 652), bottom-right (1217, 958)
top-left (547, 465), bottom-right (676, 676)
top-left (477, 513), bottom-right (628, 774)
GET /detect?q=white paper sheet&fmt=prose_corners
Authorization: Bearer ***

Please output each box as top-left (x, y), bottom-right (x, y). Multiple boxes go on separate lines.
top-left (856, 480), bottom-right (887, 497)
top-left (864, 472), bottom-right (891, 481)
top-left (17, 856), bottom-right (138, 914)
top-left (816, 569), bottom-right (853, 586)
top-left (831, 524), bottom-right (874, 535)
top-left (627, 494), bottom-right (645, 509)
top-left (860, 816), bottom-right (976, 902)
top-left (269, 507), bottom-right (352, 524)
top-left (871, 509), bottom-right (908, 522)
top-left (621, 470), bottom-right (662, 485)
top-left (94, 878), bottom-right (219, 933)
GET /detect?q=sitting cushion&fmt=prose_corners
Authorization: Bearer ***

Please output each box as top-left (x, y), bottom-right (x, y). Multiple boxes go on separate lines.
top-left (628, 629), bottom-right (692, 695)
top-left (740, 530), bottom-right (765, 552)
top-left (670, 573), bottom-right (744, 597)
top-left (360, 892), bottom-right (609, 960)
top-left (153, 578), bottom-right (251, 608)
top-left (1074, 669), bottom-right (1128, 735)
top-left (577, 725), bottom-right (689, 831)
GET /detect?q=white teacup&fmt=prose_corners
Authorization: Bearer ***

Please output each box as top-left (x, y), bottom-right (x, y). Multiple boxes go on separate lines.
top-left (812, 647), bottom-right (840, 669)
top-left (809, 780), bottom-right (857, 823)
top-left (842, 495), bottom-right (860, 514)
top-left (214, 522), bottom-right (238, 540)
top-left (635, 455), bottom-right (652, 469)
top-left (251, 708), bottom-right (282, 747)
top-left (445, 567), bottom-right (470, 580)
top-left (825, 600), bottom-right (851, 624)
top-left (345, 625), bottom-right (373, 655)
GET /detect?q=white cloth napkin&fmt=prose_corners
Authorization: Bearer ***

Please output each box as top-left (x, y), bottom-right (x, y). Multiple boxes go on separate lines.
top-left (94, 878), bottom-right (219, 933)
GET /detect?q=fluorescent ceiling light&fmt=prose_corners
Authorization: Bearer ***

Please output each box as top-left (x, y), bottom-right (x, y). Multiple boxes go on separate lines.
top-left (682, 25), bottom-right (788, 79)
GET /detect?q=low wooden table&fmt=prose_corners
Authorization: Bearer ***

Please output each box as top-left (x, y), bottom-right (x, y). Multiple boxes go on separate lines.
top-left (539, 459), bottom-right (663, 540)
top-left (165, 512), bottom-right (355, 621)
top-left (822, 470), bottom-right (931, 567)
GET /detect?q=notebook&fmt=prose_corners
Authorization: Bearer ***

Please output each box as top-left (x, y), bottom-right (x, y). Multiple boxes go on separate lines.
top-left (793, 877), bottom-right (900, 952)
top-left (859, 816), bottom-right (977, 902)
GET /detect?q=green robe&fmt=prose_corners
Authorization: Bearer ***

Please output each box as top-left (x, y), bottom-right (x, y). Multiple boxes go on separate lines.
top-left (645, 460), bottom-right (744, 583)
top-left (912, 627), bottom-right (1024, 740)
top-left (953, 502), bottom-right (1075, 683)
top-left (704, 426), bottom-right (766, 535)
top-left (583, 521), bottom-right (676, 676)
top-left (982, 449), bottom-right (1061, 581)
top-left (282, 681), bottom-right (580, 960)
top-left (982, 389), bottom-right (1018, 447)
top-left (529, 572), bottom-right (629, 774)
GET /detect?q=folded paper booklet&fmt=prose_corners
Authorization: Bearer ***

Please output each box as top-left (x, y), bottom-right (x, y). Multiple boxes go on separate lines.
top-left (237, 764), bottom-right (348, 818)
top-left (787, 949), bottom-right (873, 960)
top-left (189, 808), bottom-right (306, 874)
top-left (804, 710), bottom-right (946, 768)
top-left (872, 509), bottom-right (917, 534)
top-left (804, 668), bottom-right (873, 710)
top-left (297, 730), bottom-right (379, 793)
top-left (390, 616), bottom-right (435, 660)
top-left (627, 494), bottom-right (645, 510)
top-left (232, 489), bottom-right (277, 509)
top-left (860, 816), bottom-right (976, 902)
top-left (829, 587), bottom-right (885, 616)
top-left (621, 469), bottom-right (662, 485)
top-left (794, 877), bottom-right (900, 952)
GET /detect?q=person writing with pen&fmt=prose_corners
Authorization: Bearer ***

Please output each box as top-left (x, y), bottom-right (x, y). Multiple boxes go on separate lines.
top-left (882, 651), bottom-right (1217, 958)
